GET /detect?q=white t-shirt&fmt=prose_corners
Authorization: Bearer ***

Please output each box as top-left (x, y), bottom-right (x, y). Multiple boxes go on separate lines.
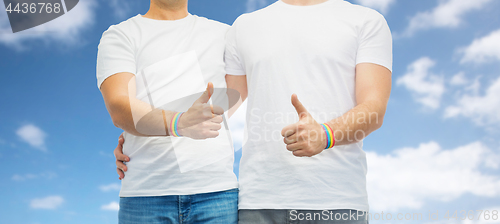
top-left (97, 14), bottom-right (238, 197)
top-left (225, 0), bottom-right (392, 211)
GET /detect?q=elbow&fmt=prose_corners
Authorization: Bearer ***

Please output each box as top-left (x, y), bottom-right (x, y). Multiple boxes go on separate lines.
top-left (368, 109), bottom-right (385, 131)
top-left (106, 101), bottom-right (127, 129)
top-left (373, 114), bottom-right (385, 131)
top-left (110, 114), bottom-right (122, 129)
top-left (110, 108), bottom-right (129, 130)
top-left (375, 119), bottom-right (384, 130)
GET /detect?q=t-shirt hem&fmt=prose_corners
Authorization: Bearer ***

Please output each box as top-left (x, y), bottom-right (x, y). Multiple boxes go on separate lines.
top-left (238, 203), bottom-right (369, 212)
top-left (97, 68), bottom-right (136, 89)
top-left (119, 182), bottom-right (238, 197)
top-left (356, 58), bottom-right (392, 72)
top-left (225, 68), bottom-right (246, 76)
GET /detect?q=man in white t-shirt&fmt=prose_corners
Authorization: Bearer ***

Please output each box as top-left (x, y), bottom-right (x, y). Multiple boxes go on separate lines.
top-left (115, 0), bottom-right (392, 223)
top-left (96, 0), bottom-right (238, 223)
top-left (224, 0), bottom-right (392, 223)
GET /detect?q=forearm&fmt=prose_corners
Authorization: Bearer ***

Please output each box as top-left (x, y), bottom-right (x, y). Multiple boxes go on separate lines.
top-left (325, 99), bottom-right (385, 146)
top-left (107, 96), bottom-right (175, 137)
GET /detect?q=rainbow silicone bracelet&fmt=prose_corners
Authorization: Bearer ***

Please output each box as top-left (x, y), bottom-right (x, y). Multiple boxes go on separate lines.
top-left (321, 124), bottom-right (331, 149)
top-left (170, 112), bottom-right (184, 137)
top-left (322, 123), bottom-right (335, 149)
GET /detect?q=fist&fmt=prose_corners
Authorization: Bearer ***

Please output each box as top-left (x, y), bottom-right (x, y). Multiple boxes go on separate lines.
top-left (281, 94), bottom-right (327, 157)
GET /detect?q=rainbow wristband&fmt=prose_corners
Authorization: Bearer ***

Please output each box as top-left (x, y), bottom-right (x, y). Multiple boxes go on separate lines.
top-left (320, 124), bottom-right (331, 149)
top-left (321, 123), bottom-right (335, 149)
top-left (170, 112), bottom-right (184, 137)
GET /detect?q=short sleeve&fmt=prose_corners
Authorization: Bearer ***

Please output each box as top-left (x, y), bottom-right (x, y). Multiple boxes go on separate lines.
top-left (96, 26), bottom-right (136, 88)
top-left (224, 18), bottom-right (246, 76)
top-left (356, 9), bottom-right (393, 72)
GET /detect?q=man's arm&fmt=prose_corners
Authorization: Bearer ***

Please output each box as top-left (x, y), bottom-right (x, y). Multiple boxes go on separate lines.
top-left (101, 72), bottom-right (170, 136)
top-left (114, 74), bottom-right (248, 179)
top-left (282, 63), bottom-right (391, 157)
top-left (327, 63), bottom-right (391, 145)
top-left (101, 72), bottom-right (224, 138)
top-left (226, 74), bottom-right (248, 118)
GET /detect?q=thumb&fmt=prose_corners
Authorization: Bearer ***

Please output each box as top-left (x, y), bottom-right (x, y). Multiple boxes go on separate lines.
top-left (291, 94), bottom-right (309, 118)
top-left (195, 82), bottom-right (214, 104)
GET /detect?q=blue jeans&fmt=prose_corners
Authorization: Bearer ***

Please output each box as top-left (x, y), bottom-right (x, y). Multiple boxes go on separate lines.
top-left (119, 189), bottom-right (238, 224)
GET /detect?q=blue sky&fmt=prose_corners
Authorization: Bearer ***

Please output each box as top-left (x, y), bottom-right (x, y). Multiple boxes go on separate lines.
top-left (0, 0), bottom-right (499, 223)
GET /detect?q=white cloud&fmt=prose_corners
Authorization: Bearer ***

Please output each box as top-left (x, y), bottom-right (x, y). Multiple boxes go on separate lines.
top-left (402, 0), bottom-right (493, 37)
top-left (355, 0), bottom-right (395, 14)
top-left (0, 0), bottom-right (96, 50)
top-left (108, 0), bottom-right (130, 19)
top-left (444, 76), bottom-right (500, 125)
top-left (397, 57), bottom-right (445, 109)
top-left (246, 0), bottom-right (268, 13)
top-left (12, 172), bottom-right (57, 181)
top-left (464, 77), bottom-right (481, 95)
top-left (101, 201), bottom-right (119, 211)
top-left (16, 124), bottom-right (48, 151)
top-left (12, 174), bottom-right (37, 181)
top-left (450, 72), bottom-right (468, 86)
top-left (367, 141), bottom-right (500, 212)
top-left (30, 196), bottom-right (64, 210)
top-left (99, 183), bottom-right (121, 192)
top-left (460, 29), bottom-right (500, 64)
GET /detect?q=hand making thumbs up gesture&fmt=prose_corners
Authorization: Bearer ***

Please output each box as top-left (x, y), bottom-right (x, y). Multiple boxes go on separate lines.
top-left (177, 82), bottom-right (225, 139)
top-left (281, 94), bottom-right (328, 157)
